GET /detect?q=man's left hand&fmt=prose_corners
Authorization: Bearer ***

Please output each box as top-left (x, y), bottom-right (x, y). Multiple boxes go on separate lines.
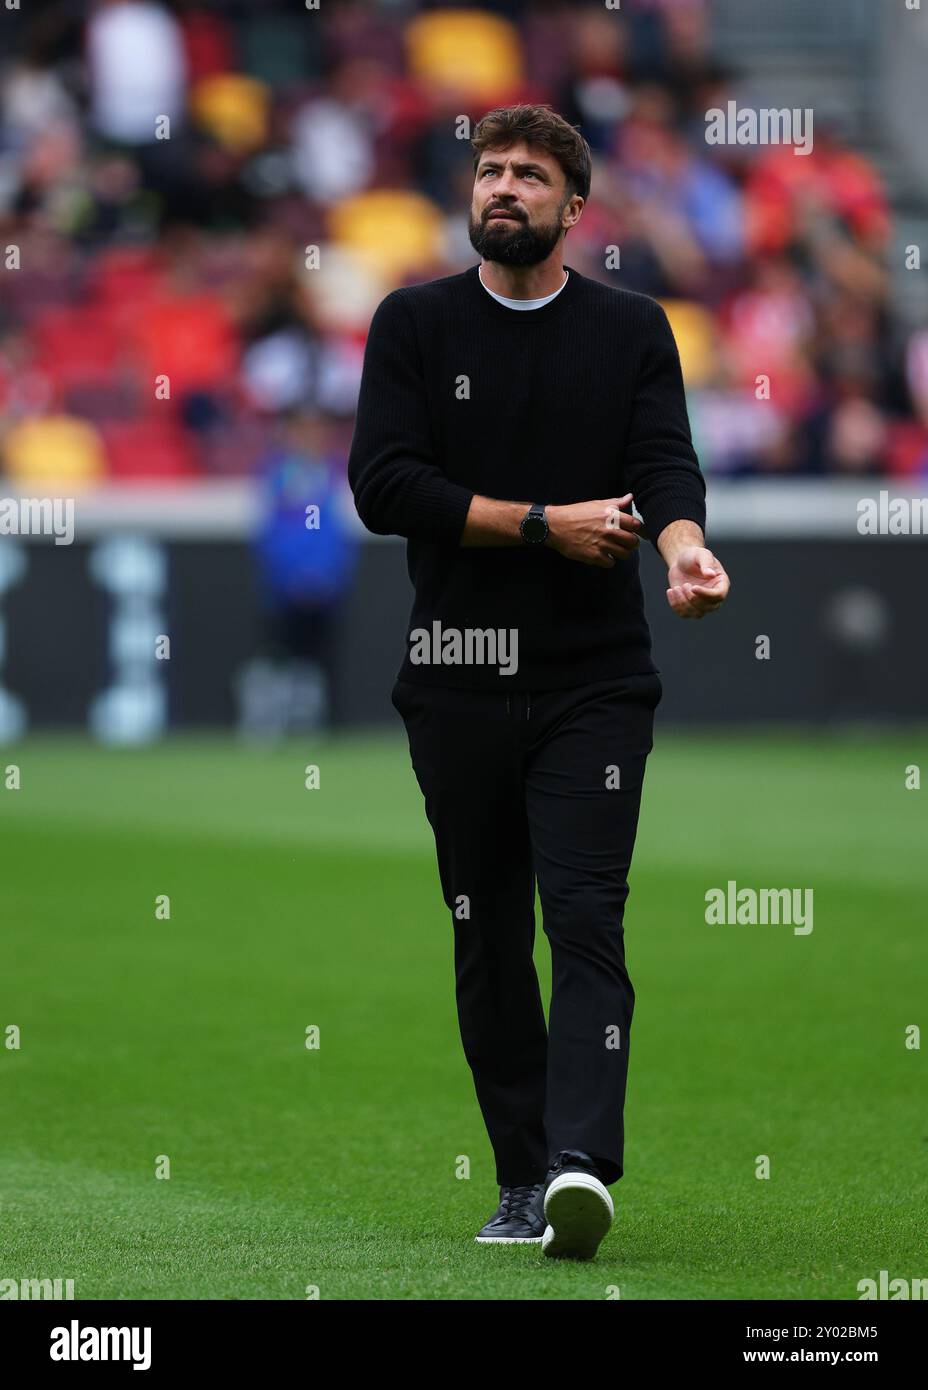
top-left (666, 546), bottom-right (730, 619)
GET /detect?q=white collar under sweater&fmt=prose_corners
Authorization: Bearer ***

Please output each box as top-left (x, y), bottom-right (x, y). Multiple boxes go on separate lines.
top-left (478, 266), bottom-right (570, 310)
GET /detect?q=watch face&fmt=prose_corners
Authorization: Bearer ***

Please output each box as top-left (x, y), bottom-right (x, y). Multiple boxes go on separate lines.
top-left (522, 512), bottom-right (547, 543)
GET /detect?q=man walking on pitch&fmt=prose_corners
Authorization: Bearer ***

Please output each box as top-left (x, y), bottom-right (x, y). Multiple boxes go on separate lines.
top-left (348, 104), bottom-right (729, 1260)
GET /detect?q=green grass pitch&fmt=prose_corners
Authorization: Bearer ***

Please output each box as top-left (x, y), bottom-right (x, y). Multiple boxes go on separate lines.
top-left (1, 728), bottom-right (925, 1300)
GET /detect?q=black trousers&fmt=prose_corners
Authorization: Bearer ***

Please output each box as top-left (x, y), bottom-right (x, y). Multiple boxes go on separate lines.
top-left (391, 670), bottom-right (662, 1188)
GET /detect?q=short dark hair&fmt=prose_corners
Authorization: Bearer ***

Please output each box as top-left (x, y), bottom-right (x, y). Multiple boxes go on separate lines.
top-left (471, 103), bottom-right (592, 204)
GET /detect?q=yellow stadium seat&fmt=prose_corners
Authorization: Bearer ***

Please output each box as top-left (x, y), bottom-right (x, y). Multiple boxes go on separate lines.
top-left (190, 74), bottom-right (270, 154)
top-left (2, 415), bottom-right (108, 488)
top-left (657, 299), bottom-right (717, 388)
top-left (405, 10), bottom-right (522, 99)
top-left (328, 189), bottom-right (445, 281)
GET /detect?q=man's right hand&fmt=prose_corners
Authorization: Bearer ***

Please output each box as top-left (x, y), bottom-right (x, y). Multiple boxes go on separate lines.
top-left (546, 493), bottom-right (644, 568)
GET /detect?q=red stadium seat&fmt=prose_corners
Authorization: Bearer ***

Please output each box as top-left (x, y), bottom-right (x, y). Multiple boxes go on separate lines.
top-left (32, 307), bottom-right (122, 392)
top-left (131, 294), bottom-right (240, 395)
top-left (100, 419), bottom-right (202, 481)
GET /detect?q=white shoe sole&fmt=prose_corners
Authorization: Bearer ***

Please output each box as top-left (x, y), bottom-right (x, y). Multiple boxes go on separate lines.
top-left (541, 1172), bottom-right (613, 1260)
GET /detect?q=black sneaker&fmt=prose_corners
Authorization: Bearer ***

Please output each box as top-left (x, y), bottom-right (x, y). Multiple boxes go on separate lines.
top-left (541, 1150), bottom-right (613, 1260)
top-left (474, 1182), bottom-right (545, 1244)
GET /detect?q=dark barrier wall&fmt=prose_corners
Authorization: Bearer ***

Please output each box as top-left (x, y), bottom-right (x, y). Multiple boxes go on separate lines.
top-left (341, 538), bottom-right (928, 727)
top-left (1, 536), bottom-right (925, 734)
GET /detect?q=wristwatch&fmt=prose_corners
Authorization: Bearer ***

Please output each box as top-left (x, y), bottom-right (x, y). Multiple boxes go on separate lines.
top-left (520, 502), bottom-right (549, 545)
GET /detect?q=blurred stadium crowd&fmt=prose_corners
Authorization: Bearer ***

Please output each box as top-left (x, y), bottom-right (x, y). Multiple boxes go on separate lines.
top-left (1, 0), bottom-right (927, 491)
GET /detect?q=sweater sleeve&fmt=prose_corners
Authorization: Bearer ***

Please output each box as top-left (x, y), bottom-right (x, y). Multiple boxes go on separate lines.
top-left (347, 290), bottom-right (475, 542)
top-left (623, 298), bottom-right (707, 549)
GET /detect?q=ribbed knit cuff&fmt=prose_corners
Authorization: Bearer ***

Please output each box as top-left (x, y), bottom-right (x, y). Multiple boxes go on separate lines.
top-left (403, 475), bottom-right (475, 543)
top-left (643, 496), bottom-right (707, 552)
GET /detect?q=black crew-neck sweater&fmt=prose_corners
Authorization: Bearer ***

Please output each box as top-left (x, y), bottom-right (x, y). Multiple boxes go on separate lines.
top-left (347, 262), bottom-right (706, 690)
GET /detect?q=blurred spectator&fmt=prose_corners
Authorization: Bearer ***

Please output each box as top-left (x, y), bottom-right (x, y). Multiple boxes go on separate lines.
top-left (237, 411), bottom-right (358, 737)
top-left (87, 0), bottom-right (188, 145)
